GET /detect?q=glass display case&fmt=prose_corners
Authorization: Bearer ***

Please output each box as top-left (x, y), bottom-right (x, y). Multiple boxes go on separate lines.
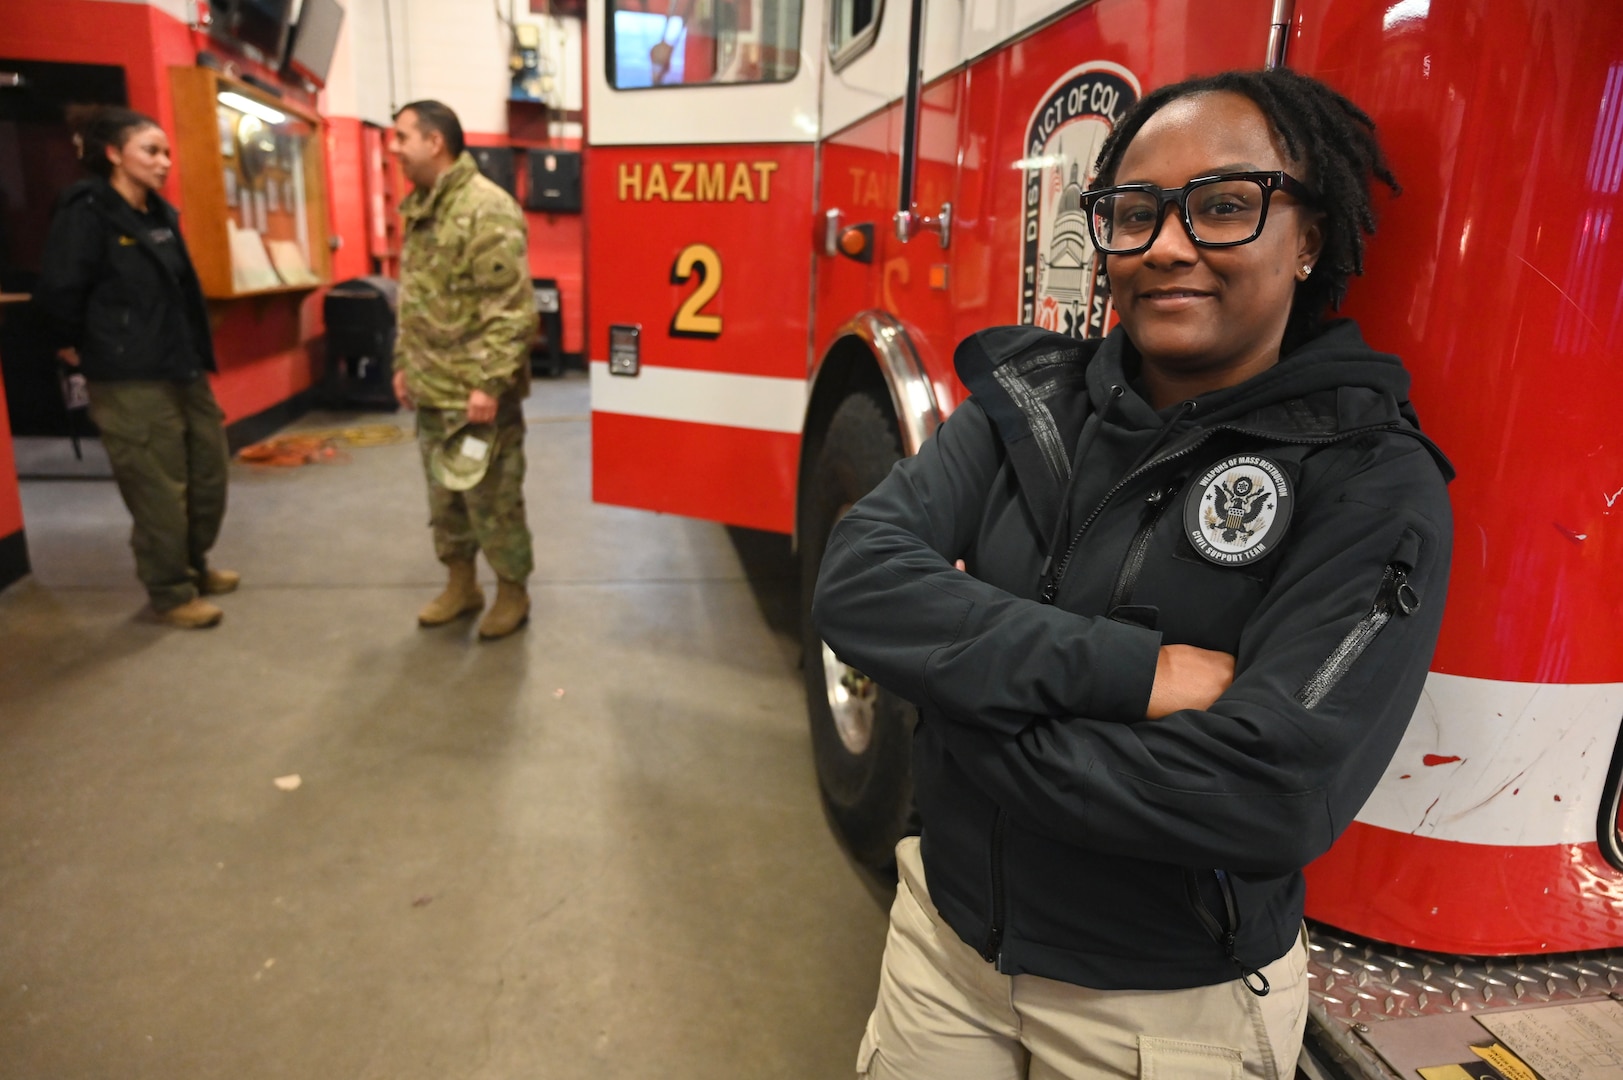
top-left (169, 66), bottom-right (331, 299)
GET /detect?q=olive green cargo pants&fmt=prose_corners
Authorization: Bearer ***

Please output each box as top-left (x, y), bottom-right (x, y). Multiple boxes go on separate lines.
top-left (86, 377), bottom-right (230, 612)
top-left (415, 398), bottom-right (533, 583)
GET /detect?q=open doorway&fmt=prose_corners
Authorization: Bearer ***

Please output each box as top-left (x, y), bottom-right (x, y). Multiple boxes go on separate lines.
top-left (0, 58), bottom-right (127, 472)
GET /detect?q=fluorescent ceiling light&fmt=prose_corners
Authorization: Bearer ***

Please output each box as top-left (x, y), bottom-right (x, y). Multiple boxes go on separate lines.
top-left (218, 91), bottom-right (287, 125)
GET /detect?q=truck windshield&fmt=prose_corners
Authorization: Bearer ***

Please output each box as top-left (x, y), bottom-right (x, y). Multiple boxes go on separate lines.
top-left (608, 0), bottom-right (803, 89)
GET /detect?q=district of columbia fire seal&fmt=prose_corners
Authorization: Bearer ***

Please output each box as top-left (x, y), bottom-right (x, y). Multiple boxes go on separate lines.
top-left (1183, 455), bottom-right (1295, 567)
top-left (1018, 61), bottom-right (1141, 340)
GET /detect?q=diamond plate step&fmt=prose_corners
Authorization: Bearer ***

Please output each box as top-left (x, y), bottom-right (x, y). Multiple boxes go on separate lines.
top-left (1305, 927), bottom-right (1623, 1079)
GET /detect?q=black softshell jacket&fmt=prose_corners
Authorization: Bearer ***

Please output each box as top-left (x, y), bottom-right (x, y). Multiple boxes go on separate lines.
top-left (34, 178), bottom-right (216, 383)
top-left (813, 321), bottom-right (1454, 990)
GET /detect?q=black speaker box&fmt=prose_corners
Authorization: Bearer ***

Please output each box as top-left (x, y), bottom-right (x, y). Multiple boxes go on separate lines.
top-left (468, 146), bottom-right (517, 196)
top-left (525, 149), bottom-right (582, 213)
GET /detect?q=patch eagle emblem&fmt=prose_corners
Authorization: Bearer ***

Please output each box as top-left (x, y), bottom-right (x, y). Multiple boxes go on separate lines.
top-left (1183, 455), bottom-right (1294, 566)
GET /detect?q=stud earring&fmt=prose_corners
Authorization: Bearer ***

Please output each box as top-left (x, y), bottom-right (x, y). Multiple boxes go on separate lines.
top-left (1301, 264), bottom-right (1314, 278)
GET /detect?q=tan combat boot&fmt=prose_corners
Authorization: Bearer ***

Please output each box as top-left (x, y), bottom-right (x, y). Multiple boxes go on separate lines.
top-left (418, 560), bottom-right (484, 626)
top-left (155, 597), bottom-right (224, 629)
top-left (200, 568), bottom-right (241, 595)
top-left (478, 580), bottom-right (530, 640)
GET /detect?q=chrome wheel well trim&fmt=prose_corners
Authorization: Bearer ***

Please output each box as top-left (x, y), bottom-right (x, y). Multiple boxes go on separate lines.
top-left (795, 312), bottom-right (942, 551)
top-left (808, 310), bottom-right (941, 459)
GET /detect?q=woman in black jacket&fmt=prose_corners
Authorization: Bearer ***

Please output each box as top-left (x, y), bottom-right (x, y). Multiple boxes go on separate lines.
top-left (36, 107), bottom-right (237, 628)
top-left (814, 70), bottom-right (1453, 1078)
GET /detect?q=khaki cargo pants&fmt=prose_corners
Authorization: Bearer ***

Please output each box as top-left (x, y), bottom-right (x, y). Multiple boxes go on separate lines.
top-left (857, 837), bottom-right (1310, 1079)
top-left (415, 398), bottom-right (533, 583)
top-left (86, 377), bottom-right (230, 612)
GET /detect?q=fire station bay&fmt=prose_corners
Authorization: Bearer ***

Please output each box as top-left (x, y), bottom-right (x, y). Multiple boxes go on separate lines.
top-left (2, 1), bottom-right (1621, 1078)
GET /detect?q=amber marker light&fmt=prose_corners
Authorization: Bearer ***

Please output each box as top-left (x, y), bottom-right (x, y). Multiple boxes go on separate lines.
top-left (840, 227), bottom-right (869, 258)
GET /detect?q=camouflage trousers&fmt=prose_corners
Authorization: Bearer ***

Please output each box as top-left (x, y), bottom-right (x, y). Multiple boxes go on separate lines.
top-left (86, 376), bottom-right (230, 612)
top-left (415, 399), bottom-right (533, 583)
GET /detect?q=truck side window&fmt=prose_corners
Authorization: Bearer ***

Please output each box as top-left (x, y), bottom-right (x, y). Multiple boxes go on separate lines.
top-left (608, 0), bottom-right (804, 89)
top-left (829, 0), bottom-right (882, 70)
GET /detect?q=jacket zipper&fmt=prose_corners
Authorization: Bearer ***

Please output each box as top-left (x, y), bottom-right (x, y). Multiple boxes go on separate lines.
top-left (1295, 563), bottom-right (1420, 709)
top-left (981, 809), bottom-right (1008, 965)
top-left (1185, 868), bottom-right (1272, 996)
top-left (1039, 421), bottom-right (1399, 605)
top-left (1106, 483), bottom-right (1181, 611)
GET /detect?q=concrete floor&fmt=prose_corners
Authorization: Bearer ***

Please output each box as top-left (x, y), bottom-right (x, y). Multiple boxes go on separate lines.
top-left (0, 373), bottom-right (889, 1079)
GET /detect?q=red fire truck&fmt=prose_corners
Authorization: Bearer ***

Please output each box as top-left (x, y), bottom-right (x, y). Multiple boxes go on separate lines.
top-left (584, 0), bottom-right (1623, 1074)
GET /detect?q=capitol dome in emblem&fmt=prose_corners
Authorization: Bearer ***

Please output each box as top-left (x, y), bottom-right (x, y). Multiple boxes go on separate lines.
top-left (1041, 164), bottom-right (1092, 305)
top-left (1019, 62), bottom-right (1139, 339)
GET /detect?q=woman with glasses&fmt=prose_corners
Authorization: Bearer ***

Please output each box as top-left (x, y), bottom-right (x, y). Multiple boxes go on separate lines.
top-left (814, 68), bottom-right (1453, 1078)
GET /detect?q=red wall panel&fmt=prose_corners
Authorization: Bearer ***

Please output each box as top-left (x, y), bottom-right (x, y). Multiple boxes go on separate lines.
top-left (526, 209), bottom-right (584, 355)
top-left (325, 116), bottom-right (372, 285)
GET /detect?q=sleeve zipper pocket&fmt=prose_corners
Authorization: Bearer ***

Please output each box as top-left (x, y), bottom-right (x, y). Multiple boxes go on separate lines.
top-left (1295, 563), bottom-right (1420, 709)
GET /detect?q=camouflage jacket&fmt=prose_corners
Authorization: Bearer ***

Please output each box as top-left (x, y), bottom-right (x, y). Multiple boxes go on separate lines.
top-left (395, 152), bottom-right (537, 409)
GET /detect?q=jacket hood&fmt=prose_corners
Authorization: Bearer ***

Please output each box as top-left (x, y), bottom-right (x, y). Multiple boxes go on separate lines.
top-left (957, 320), bottom-right (1453, 483)
top-left (55, 177), bottom-right (102, 211)
top-left (1088, 320), bottom-right (1415, 429)
top-left (56, 176), bottom-right (177, 218)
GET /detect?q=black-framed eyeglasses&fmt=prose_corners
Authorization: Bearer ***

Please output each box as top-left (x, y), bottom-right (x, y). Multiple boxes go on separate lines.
top-left (1080, 171), bottom-right (1317, 255)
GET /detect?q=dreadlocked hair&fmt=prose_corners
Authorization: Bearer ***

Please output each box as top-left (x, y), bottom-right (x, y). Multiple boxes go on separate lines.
top-left (1090, 67), bottom-right (1399, 339)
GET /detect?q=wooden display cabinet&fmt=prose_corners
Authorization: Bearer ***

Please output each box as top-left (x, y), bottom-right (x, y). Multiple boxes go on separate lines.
top-left (169, 66), bottom-right (331, 299)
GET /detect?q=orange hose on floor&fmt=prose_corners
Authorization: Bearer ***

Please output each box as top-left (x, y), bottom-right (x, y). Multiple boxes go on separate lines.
top-left (237, 424), bottom-right (407, 467)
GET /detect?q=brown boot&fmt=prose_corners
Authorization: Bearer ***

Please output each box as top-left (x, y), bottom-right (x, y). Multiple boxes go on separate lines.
top-left (478, 580), bottom-right (530, 640)
top-left (418, 560), bottom-right (484, 626)
top-left (154, 597), bottom-right (224, 629)
top-left (200, 568), bottom-right (241, 595)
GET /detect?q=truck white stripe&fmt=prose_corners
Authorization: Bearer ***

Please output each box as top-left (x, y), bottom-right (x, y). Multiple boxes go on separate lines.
top-left (590, 361), bottom-right (807, 434)
top-left (1355, 673), bottom-right (1623, 847)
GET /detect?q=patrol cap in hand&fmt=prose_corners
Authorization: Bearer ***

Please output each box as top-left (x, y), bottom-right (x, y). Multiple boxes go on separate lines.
top-left (430, 420), bottom-right (498, 491)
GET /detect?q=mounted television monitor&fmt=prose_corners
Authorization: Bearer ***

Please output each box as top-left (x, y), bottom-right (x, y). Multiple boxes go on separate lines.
top-left (209, 0), bottom-right (296, 65)
top-left (284, 0), bottom-right (344, 86)
top-left (235, 0), bottom-right (296, 62)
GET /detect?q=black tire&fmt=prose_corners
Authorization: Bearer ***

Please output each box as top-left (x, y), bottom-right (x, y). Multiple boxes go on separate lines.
top-left (800, 391), bottom-right (918, 872)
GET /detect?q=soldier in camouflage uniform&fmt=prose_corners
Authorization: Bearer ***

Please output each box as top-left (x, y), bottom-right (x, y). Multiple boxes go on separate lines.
top-left (390, 100), bottom-right (539, 640)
